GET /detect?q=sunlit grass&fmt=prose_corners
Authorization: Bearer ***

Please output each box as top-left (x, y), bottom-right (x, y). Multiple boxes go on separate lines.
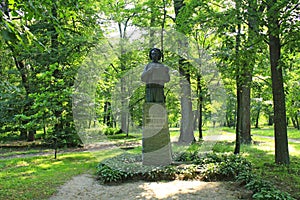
top-left (0, 149), bottom-right (121, 200)
top-left (251, 127), bottom-right (300, 139)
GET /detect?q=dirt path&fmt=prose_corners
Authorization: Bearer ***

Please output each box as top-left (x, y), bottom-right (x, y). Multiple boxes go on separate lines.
top-left (49, 174), bottom-right (251, 200)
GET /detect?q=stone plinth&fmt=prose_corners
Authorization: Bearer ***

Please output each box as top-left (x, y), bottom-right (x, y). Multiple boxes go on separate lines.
top-left (142, 103), bottom-right (172, 166)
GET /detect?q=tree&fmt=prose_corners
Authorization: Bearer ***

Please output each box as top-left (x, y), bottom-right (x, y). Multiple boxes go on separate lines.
top-left (173, 0), bottom-right (195, 144)
top-left (265, 0), bottom-right (291, 164)
top-left (1, 0), bottom-right (101, 146)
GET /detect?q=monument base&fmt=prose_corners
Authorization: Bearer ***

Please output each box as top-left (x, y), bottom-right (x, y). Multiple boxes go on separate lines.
top-left (142, 103), bottom-right (172, 166)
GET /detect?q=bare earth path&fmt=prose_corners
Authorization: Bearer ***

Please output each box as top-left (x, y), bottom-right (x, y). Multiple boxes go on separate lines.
top-left (48, 133), bottom-right (253, 200)
top-left (49, 174), bottom-right (251, 200)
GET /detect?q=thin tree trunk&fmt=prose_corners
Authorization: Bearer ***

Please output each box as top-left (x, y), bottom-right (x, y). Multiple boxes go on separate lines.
top-left (234, 1), bottom-right (242, 154)
top-left (295, 115), bottom-right (300, 130)
top-left (255, 108), bottom-right (260, 128)
top-left (197, 74), bottom-right (203, 140)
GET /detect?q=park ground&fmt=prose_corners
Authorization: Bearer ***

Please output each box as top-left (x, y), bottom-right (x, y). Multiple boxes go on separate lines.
top-left (0, 127), bottom-right (300, 199)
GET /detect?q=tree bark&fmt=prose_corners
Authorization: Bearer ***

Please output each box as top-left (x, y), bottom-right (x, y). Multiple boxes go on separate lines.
top-left (178, 60), bottom-right (195, 143)
top-left (174, 0), bottom-right (195, 144)
top-left (234, 2), bottom-right (242, 154)
top-left (296, 115), bottom-right (300, 130)
top-left (240, 74), bottom-right (252, 144)
top-left (197, 74), bottom-right (203, 140)
top-left (255, 107), bottom-right (260, 128)
top-left (267, 0), bottom-right (290, 164)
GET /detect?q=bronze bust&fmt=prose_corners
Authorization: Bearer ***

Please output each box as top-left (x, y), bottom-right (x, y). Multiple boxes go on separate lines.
top-left (141, 48), bottom-right (170, 103)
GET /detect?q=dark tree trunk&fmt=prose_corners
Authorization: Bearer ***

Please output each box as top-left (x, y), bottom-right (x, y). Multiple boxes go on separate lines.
top-left (255, 108), bottom-right (260, 129)
top-left (267, 1), bottom-right (290, 164)
top-left (268, 113), bottom-right (274, 125)
top-left (27, 130), bottom-right (36, 142)
top-left (20, 129), bottom-right (28, 140)
top-left (197, 74), bottom-right (203, 140)
top-left (296, 116), bottom-right (300, 130)
top-left (234, 1), bottom-right (242, 154)
top-left (234, 84), bottom-right (241, 154)
top-left (103, 101), bottom-right (112, 126)
top-left (240, 75), bottom-right (252, 144)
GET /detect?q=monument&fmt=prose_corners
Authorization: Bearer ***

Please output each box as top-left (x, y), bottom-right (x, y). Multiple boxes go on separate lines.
top-left (141, 48), bottom-right (172, 166)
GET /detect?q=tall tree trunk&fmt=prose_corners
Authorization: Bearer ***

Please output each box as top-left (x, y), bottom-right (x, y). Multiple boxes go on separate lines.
top-left (197, 74), bottom-right (203, 140)
top-left (267, 0), bottom-right (289, 164)
top-left (174, 0), bottom-right (195, 144)
top-left (234, 2), bottom-right (242, 154)
top-left (178, 60), bottom-right (195, 143)
top-left (240, 74), bottom-right (252, 144)
top-left (236, 0), bottom-right (253, 146)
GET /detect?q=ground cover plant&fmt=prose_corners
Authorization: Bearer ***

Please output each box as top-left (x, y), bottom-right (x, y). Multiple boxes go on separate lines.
top-left (96, 138), bottom-right (298, 200)
top-left (213, 136), bottom-right (300, 199)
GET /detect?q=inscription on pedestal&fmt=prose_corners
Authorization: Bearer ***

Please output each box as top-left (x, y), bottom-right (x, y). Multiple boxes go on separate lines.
top-left (142, 103), bottom-right (172, 166)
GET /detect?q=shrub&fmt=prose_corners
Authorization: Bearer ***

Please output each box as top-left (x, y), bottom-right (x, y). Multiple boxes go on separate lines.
top-left (96, 153), bottom-right (177, 183)
top-left (96, 163), bottom-right (127, 183)
top-left (198, 153), bottom-right (252, 181)
top-left (237, 171), bottom-right (296, 200)
top-left (103, 127), bottom-right (122, 135)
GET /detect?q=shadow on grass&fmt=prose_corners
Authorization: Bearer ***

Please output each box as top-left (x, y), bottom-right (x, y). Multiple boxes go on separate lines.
top-left (212, 140), bottom-right (300, 199)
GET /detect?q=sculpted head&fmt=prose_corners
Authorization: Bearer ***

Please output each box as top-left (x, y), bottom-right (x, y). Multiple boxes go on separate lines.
top-left (149, 48), bottom-right (162, 62)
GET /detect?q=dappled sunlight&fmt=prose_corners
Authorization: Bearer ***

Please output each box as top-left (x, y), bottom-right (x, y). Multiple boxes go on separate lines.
top-left (20, 170), bottom-right (36, 180)
top-left (50, 175), bottom-right (243, 200)
top-left (137, 180), bottom-right (226, 199)
top-left (16, 160), bottom-right (30, 167)
top-left (38, 163), bottom-right (52, 169)
top-left (288, 144), bottom-right (299, 156)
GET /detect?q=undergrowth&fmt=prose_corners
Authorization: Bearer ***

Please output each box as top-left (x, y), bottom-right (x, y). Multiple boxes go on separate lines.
top-left (96, 145), bottom-right (296, 200)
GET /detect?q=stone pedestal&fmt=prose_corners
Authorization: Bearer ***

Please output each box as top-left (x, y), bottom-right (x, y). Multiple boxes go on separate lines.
top-left (142, 103), bottom-right (172, 166)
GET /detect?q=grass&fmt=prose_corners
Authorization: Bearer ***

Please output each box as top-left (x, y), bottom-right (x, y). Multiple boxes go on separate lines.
top-left (251, 127), bottom-right (300, 140)
top-left (222, 126), bottom-right (300, 140)
top-left (0, 149), bottom-right (122, 200)
top-left (213, 136), bottom-right (300, 199)
top-left (1, 126), bottom-right (299, 199)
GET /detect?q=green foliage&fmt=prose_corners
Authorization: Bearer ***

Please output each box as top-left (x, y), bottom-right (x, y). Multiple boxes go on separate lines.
top-left (96, 149), bottom-right (253, 184)
top-left (96, 153), bottom-right (177, 183)
top-left (199, 153), bottom-right (252, 181)
top-left (237, 172), bottom-right (296, 200)
top-left (96, 163), bottom-right (127, 183)
top-left (103, 127), bottom-right (122, 136)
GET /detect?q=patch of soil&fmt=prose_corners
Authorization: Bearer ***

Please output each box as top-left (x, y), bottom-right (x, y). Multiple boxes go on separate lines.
top-left (49, 174), bottom-right (252, 200)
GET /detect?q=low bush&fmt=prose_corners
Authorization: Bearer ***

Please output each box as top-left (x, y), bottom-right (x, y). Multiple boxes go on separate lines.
top-left (237, 172), bottom-right (296, 200)
top-left (96, 154), bottom-right (177, 183)
top-left (96, 152), bottom-right (252, 184)
top-left (103, 127), bottom-right (122, 135)
top-left (199, 153), bottom-right (252, 181)
top-left (96, 149), bottom-right (296, 200)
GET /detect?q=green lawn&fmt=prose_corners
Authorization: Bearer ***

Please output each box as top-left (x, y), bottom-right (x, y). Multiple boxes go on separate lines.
top-left (0, 149), bottom-right (122, 200)
top-left (251, 127), bottom-right (300, 140)
top-left (1, 127), bottom-right (299, 199)
top-left (221, 126), bottom-right (300, 140)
